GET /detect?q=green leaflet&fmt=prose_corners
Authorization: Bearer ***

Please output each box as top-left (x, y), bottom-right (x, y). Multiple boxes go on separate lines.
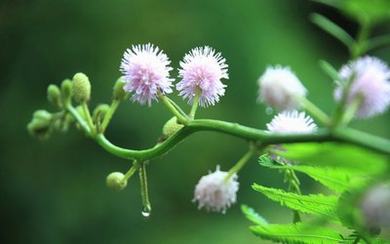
top-left (313, 0), bottom-right (390, 25)
top-left (310, 13), bottom-right (354, 48)
top-left (250, 222), bottom-right (343, 244)
top-left (252, 184), bottom-right (338, 220)
top-left (241, 205), bottom-right (268, 225)
top-left (259, 155), bottom-right (367, 193)
top-left (275, 143), bottom-right (387, 175)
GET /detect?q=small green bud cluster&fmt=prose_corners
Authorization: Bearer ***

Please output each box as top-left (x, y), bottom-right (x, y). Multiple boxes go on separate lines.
top-left (106, 172), bottom-right (127, 191)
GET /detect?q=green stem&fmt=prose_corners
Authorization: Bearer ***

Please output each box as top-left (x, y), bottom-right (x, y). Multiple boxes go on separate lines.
top-left (284, 168), bottom-right (302, 223)
top-left (300, 97), bottom-right (331, 126)
top-left (122, 161), bottom-right (139, 183)
top-left (101, 99), bottom-right (120, 133)
top-left (159, 95), bottom-right (189, 124)
top-left (352, 236), bottom-right (361, 244)
top-left (66, 104), bottom-right (91, 136)
top-left (139, 161), bottom-right (151, 216)
top-left (226, 145), bottom-right (256, 180)
top-left (82, 102), bottom-right (95, 134)
top-left (189, 89), bottom-right (201, 119)
top-left (92, 118), bottom-right (390, 161)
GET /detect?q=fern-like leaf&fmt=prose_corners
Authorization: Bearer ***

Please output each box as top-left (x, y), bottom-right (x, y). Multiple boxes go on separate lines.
top-left (250, 222), bottom-right (344, 244)
top-left (252, 184), bottom-right (338, 220)
top-left (259, 156), bottom-right (366, 193)
top-left (241, 204), bottom-right (268, 225)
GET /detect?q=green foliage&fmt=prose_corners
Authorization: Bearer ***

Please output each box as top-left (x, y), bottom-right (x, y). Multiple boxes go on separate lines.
top-left (310, 13), bottom-right (354, 48)
top-left (252, 184), bottom-right (338, 220)
top-left (250, 222), bottom-right (344, 244)
top-left (314, 0), bottom-right (390, 25)
top-left (274, 143), bottom-right (387, 175)
top-left (241, 205), bottom-right (268, 225)
top-left (259, 155), bottom-right (367, 193)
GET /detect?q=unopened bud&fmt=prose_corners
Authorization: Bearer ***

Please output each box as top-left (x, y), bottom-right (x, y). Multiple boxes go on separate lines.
top-left (73, 72), bottom-right (91, 103)
top-left (27, 110), bottom-right (53, 140)
top-left (106, 172), bottom-right (127, 191)
top-left (162, 117), bottom-right (184, 137)
top-left (61, 79), bottom-right (73, 104)
top-left (113, 78), bottom-right (127, 101)
top-left (47, 84), bottom-right (62, 108)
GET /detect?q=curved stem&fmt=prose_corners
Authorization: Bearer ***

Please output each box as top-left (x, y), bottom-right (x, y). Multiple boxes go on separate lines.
top-left (159, 95), bottom-right (189, 124)
top-left (82, 102), bottom-right (95, 134)
top-left (226, 145), bottom-right (256, 180)
top-left (101, 99), bottom-right (120, 133)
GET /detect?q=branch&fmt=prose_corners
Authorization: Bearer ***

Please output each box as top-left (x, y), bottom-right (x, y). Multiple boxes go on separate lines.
top-left (93, 118), bottom-right (390, 161)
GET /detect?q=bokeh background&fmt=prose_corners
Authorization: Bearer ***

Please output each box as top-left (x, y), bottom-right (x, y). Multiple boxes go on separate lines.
top-left (1, 0), bottom-right (389, 243)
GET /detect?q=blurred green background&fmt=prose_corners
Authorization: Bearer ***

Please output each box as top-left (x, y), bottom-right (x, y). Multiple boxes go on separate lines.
top-left (1, 0), bottom-right (389, 243)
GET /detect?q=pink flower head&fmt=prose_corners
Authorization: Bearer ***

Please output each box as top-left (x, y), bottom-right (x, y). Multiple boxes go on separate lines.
top-left (120, 43), bottom-right (173, 106)
top-left (266, 111), bottom-right (317, 134)
top-left (177, 46), bottom-right (228, 107)
top-left (193, 165), bottom-right (238, 213)
top-left (334, 56), bottom-right (390, 118)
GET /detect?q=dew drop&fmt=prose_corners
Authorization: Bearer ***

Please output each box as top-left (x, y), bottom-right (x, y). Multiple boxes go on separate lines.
top-left (265, 107), bottom-right (274, 115)
top-left (141, 205), bottom-right (151, 218)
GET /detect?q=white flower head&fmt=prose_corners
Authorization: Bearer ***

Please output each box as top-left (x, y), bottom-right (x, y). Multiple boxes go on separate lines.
top-left (177, 46), bottom-right (228, 107)
top-left (120, 43), bottom-right (173, 106)
top-left (193, 165), bottom-right (239, 213)
top-left (334, 56), bottom-right (390, 118)
top-left (258, 66), bottom-right (307, 110)
top-left (266, 110), bottom-right (317, 134)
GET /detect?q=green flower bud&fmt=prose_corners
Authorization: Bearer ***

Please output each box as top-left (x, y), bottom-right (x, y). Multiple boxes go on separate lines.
top-left (162, 117), bottom-right (184, 137)
top-left (73, 72), bottom-right (91, 103)
top-left (113, 78), bottom-right (127, 101)
top-left (93, 104), bottom-right (110, 125)
top-left (34, 110), bottom-right (53, 121)
top-left (47, 84), bottom-right (62, 108)
top-left (61, 79), bottom-right (73, 104)
top-left (27, 110), bottom-right (53, 140)
top-left (106, 172), bottom-right (127, 191)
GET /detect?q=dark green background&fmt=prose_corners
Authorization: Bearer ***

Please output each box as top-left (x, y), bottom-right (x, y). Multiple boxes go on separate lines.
top-left (1, 0), bottom-right (389, 243)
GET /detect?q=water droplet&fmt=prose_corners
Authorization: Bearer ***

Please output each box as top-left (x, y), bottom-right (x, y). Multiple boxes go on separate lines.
top-left (265, 107), bottom-right (274, 115)
top-left (141, 205), bottom-right (151, 218)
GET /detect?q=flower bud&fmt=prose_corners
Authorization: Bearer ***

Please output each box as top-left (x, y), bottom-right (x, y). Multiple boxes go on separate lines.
top-left (162, 117), bottom-right (184, 137)
top-left (73, 72), bottom-right (91, 103)
top-left (27, 110), bottom-right (53, 140)
top-left (113, 78), bottom-right (127, 101)
top-left (106, 172), bottom-right (127, 191)
top-left (47, 84), bottom-right (62, 108)
top-left (61, 79), bottom-right (73, 103)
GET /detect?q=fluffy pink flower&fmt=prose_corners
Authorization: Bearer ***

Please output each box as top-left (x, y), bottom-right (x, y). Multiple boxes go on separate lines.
top-left (258, 66), bottom-right (307, 110)
top-left (334, 56), bottom-right (390, 118)
top-left (193, 166), bottom-right (238, 213)
top-left (120, 43), bottom-right (173, 106)
top-left (177, 46), bottom-right (228, 107)
top-left (266, 111), bottom-right (317, 134)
